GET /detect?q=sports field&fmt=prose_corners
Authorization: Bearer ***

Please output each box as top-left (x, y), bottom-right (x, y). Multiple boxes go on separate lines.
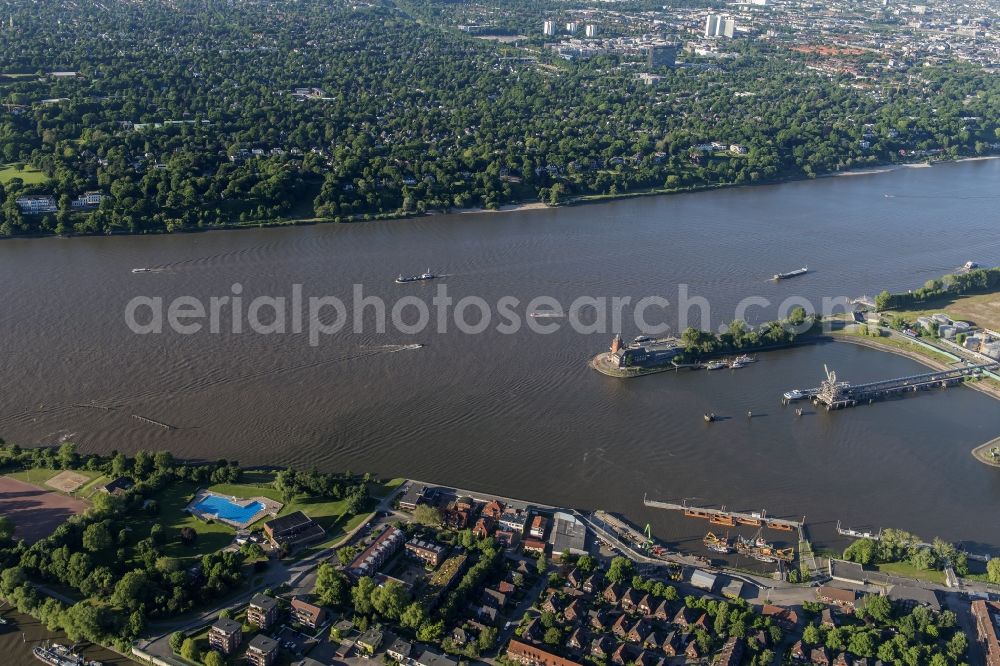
top-left (0, 476), bottom-right (88, 543)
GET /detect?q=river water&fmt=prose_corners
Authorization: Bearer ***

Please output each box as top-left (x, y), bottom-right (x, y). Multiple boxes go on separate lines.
top-left (0, 609), bottom-right (133, 666)
top-left (2, 160), bottom-right (1000, 613)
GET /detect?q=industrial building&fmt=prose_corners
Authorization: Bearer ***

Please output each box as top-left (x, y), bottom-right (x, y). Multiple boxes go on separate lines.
top-left (547, 511), bottom-right (588, 557)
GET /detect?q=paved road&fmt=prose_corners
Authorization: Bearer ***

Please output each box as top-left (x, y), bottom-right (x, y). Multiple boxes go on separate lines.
top-left (136, 484), bottom-right (407, 665)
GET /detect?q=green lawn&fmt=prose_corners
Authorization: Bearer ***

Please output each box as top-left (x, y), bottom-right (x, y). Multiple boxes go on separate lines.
top-left (125, 473), bottom-right (392, 562)
top-left (371, 477), bottom-right (405, 498)
top-left (7, 468), bottom-right (65, 485)
top-left (208, 480), bottom-right (356, 534)
top-left (875, 561), bottom-right (947, 585)
top-left (7, 467), bottom-right (103, 493)
top-left (0, 163), bottom-right (50, 185)
top-left (130, 481), bottom-right (236, 560)
top-left (79, 474), bottom-right (111, 498)
top-left (206, 473), bottom-right (397, 556)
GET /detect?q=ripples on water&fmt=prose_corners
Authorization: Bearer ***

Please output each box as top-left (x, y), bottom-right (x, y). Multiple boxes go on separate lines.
top-left (2, 160), bottom-right (1000, 561)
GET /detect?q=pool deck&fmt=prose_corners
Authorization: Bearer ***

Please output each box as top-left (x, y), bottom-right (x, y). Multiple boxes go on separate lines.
top-left (186, 489), bottom-right (283, 529)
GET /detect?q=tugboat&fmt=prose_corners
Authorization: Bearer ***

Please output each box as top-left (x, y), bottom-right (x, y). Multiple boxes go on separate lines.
top-left (772, 266), bottom-right (808, 281)
top-left (395, 269), bottom-right (438, 284)
top-left (703, 531), bottom-right (731, 554)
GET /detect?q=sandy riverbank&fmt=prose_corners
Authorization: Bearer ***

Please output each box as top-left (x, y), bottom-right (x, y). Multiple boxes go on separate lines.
top-left (830, 155), bottom-right (998, 178)
top-left (452, 202), bottom-right (551, 215)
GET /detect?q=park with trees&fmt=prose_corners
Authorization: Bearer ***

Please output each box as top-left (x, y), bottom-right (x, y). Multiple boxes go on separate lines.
top-left (0, 440), bottom-right (373, 653)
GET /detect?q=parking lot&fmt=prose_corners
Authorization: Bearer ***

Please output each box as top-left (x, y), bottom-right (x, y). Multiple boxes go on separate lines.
top-left (274, 624), bottom-right (321, 658)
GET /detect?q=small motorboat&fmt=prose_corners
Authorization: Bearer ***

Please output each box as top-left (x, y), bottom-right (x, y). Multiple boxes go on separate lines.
top-left (704, 413), bottom-right (717, 423)
top-left (783, 389), bottom-right (805, 401)
top-left (706, 361), bottom-right (726, 370)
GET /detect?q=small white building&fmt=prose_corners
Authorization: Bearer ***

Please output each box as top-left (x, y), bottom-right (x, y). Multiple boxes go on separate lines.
top-left (938, 325), bottom-right (957, 339)
top-left (931, 313), bottom-right (953, 325)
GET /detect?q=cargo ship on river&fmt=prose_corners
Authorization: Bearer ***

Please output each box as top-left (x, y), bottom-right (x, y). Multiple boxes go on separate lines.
top-left (772, 266), bottom-right (808, 280)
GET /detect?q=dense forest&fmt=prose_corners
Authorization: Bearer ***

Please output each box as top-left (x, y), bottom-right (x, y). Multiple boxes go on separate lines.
top-left (0, 0), bottom-right (998, 236)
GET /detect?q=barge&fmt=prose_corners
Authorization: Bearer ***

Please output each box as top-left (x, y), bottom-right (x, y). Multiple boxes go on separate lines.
top-left (772, 266), bottom-right (808, 280)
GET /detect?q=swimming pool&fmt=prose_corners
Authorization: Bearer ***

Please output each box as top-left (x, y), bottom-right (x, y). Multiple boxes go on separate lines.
top-left (191, 494), bottom-right (264, 524)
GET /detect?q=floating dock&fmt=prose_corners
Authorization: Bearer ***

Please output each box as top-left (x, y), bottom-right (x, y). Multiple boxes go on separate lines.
top-left (836, 520), bottom-right (881, 540)
top-left (645, 495), bottom-right (803, 531)
top-left (806, 363), bottom-right (998, 410)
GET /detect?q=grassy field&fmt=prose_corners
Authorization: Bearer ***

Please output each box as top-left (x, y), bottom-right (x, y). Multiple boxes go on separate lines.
top-left (0, 163), bottom-right (50, 185)
top-left (209, 480), bottom-right (357, 542)
top-left (889, 291), bottom-right (1000, 332)
top-left (833, 328), bottom-right (958, 366)
top-left (875, 561), bottom-right (947, 585)
top-left (130, 481), bottom-right (236, 560)
top-left (370, 477), bottom-right (405, 498)
top-left (125, 473), bottom-right (400, 561)
top-left (7, 467), bottom-right (103, 493)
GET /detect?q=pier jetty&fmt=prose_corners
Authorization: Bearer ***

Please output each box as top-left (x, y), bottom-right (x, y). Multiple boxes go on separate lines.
top-left (805, 363), bottom-right (997, 410)
top-left (131, 414), bottom-right (176, 430)
top-left (643, 495), bottom-right (803, 532)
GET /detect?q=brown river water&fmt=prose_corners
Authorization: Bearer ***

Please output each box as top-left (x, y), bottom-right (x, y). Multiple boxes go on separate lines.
top-left (3, 160), bottom-right (1000, 663)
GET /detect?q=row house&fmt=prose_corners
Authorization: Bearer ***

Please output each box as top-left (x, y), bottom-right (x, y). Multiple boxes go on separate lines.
top-left (661, 631), bottom-right (681, 657)
top-left (591, 636), bottom-right (612, 659)
top-left (347, 525), bottom-right (405, 578)
top-left (541, 592), bottom-right (562, 615)
top-left (406, 538), bottom-right (447, 568)
top-left (564, 599), bottom-right (583, 622)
